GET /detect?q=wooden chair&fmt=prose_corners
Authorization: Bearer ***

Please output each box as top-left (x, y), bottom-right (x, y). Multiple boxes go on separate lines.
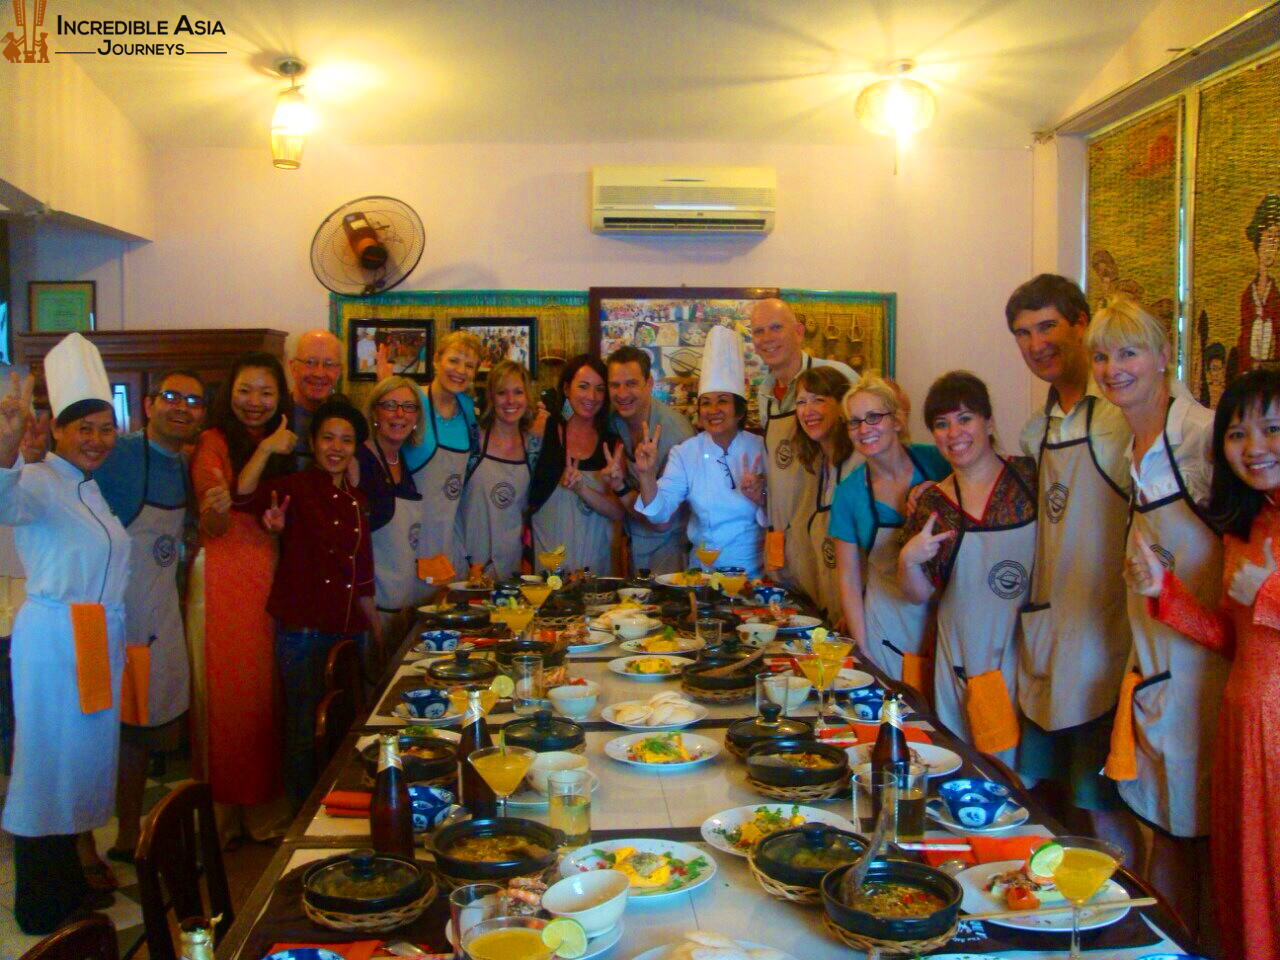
top-left (324, 637), bottom-right (367, 714)
top-left (134, 781), bottom-right (233, 960)
top-left (315, 687), bottom-right (355, 770)
top-left (18, 913), bottom-right (118, 960)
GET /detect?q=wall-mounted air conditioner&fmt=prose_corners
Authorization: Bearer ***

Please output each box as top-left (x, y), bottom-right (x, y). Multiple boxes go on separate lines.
top-left (590, 165), bottom-right (776, 234)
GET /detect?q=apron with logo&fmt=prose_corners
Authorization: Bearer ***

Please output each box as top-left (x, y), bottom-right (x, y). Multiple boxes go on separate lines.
top-left (531, 428), bottom-right (614, 575)
top-left (802, 455), bottom-right (853, 621)
top-left (460, 431), bottom-right (530, 581)
top-left (763, 357), bottom-right (815, 589)
top-left (934, 465), bottom-right (1036, 767)
top-left (121, 440), bottom-right (190, 727)
top-left (408, 390), bottom-right (472, 591)
top-left (1018, 397), bottom-right (1132, 730)
top-left (1118, 424), bottom-right (1228, 837)
top-left (862, 449), bottom-right (935, 684)
top-left (366, 440), bottom-right (428, 643)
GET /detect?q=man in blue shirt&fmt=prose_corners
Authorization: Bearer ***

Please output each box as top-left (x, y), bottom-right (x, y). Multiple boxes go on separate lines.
top-left (94, 370), bottom-right (206, 864)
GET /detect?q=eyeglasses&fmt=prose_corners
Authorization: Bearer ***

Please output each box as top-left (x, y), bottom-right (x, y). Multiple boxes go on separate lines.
top-left (715, 452), bottom-right (737, 490)
top-left (375, 400), bottom-right (419, 414)
top-left (847, 410), bottom-right (891, 430)
top-left (296, 358), bottom-right (341, 371)
top-left (155, 389), bottom-right (206, 409)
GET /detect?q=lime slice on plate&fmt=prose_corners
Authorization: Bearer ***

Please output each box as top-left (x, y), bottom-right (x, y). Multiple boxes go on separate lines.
top-left (1027, 840), bottom-right (1063, 881)
top-left (542, 917), bottom-right (588, 958)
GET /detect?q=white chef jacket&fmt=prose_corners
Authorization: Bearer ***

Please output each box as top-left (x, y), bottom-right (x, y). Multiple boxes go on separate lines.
top-left (635, 429), bottom-right (767, 576)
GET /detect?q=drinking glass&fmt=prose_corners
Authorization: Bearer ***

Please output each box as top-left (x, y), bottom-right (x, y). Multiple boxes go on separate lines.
top-left (462, 915), bottom-right (551, 960)
top-left (852, 763), bottom-right (928, 841)
top-left (547, 769), bottom-right (592, 849)
top-left (756, 671), bottom-right (811, 717)
top-left (467, 745), bottom-right (536, 818)
top-left (694, 541), bottom-right (720, 573)
top-left (510, 654), bottom-right (544, 716)
top-left (519, 582), bottom-right (553, 611)
top-left (1051, 835), bottom-right (1123, 960)
top-left (695, 618), bottom-right (722, 651)
top-left (715, 566), bottom-right (747, 600)
top-left (537, 549), bottom-right (565, 575)
top-left (449, 883), bottom-right (506, 960)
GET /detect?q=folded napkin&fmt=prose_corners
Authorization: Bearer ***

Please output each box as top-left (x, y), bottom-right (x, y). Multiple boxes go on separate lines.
top-left (920, 833), bottom-right (1051, 867)
top-left (322, 790), bottom-right (371, 818)
top-left (819, 723), bottom-right (932, 745)
top-left (267, 941), bottom-right (381, 960)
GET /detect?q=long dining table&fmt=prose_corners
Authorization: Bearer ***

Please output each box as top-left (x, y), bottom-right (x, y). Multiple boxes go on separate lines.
top-left (215, 591), bottom-right (1198, 960)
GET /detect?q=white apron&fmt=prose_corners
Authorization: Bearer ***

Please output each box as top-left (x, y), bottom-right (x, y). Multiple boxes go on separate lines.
top-left (801, 456), bottom-right (853, 621)
top-left (460, 431), bottom-right (530, 581)
top-left (532, 432), bottom-right (614, 574)
top-left (121, 441), bottom-right (190, 726)
top-left (1018, 397), bottom-right (1132, 730)
top-left (862, 451), bottom-right (935, 681)
top-left (934, 466), bottom-right (1037, 768)
top-left (1119, 425), bottom-right (1229, 837)
top-left (763, 367), bottom-right (814, 591)
top-left (409, 390), bottom-right (472, 587)
top-left (371, 442), bottom-right (428, 621)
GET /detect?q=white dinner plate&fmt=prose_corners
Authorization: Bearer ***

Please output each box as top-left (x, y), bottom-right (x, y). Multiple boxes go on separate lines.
top-left (845, 742), bottom-right (962, 778)
top-left (700, 803), bottom-right (856, 858)
top-left (957, 860), bottom-right (1131, 931)
top-left (567, 631), bottom-right (615, 653)
top-left (604, 731), bottom-right (720, 771)
top-left (619, 635), bottom-right (704, 654)
top-left (630, 939), bottom-right (798, 960)
top-left (654, 572), bottom-right (708, 590)
top-left (448, 917), bottom-right (624, 959)
top-left (607, 655), bottom-right (695, 680)
top-left (447, 581), bottom-right (492, 593)
top-left (926, 798), bottom-right (1030, 835)
top-left (601, 700), bottom-right (707, 731)
top-left (774, 615), bottom-right (824, 635)
top-left (560, 838), bottom-right (717, 899)
top-left (505, 769), bottom-right (600, 808)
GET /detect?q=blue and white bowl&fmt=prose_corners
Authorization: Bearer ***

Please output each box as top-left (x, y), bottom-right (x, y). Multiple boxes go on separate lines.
top-left (936, 778), bottom-right (1012, 828)
top-left (407, 785), bottom-right (456, 832)
top-left (839, 685), bottom-right (884, 720)
top-left (400, 687), bottom-right (450, 719)
top-left (751, 584), bottom-right (788, 606)
top-left (492, 584), bottom-right (522, 604)
top-left (418, 629), bottom-right (461, 653)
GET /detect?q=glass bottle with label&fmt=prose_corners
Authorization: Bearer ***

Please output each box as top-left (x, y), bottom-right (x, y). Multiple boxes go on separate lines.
top-left (370, 733), bottom-right (414, 857)
top-left (456, 687), bottom-right (498, 818)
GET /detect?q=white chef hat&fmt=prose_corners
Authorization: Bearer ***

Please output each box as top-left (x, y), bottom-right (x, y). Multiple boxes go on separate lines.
top-left (45, 332), bottom-right (112, 422)
top-left (697, 323), bottom-right (746, 399)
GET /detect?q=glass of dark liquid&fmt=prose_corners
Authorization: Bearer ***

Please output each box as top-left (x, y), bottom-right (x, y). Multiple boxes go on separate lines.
top-left (852, 763), bottom-right (928, 841)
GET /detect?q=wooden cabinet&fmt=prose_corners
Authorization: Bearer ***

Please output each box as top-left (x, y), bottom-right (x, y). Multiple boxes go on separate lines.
top-left (17, 329), bottom-right (287, 431)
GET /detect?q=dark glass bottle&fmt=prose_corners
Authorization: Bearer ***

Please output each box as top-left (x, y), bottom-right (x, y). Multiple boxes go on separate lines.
top-left (870, 692), bottom-right (909, 816)
top-left (457, 687), bottom-right (498, 818)
top-left (178, 918), bottom-right (215, 960)
top-left (370, 733), bottom-right (414, 857)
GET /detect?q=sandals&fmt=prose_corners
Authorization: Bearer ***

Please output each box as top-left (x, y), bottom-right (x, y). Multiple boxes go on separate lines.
top-left (81, 861), bottom-right (118, 892)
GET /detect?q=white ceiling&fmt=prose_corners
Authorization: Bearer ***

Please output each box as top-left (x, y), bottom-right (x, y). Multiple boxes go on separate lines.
top-left (62, 0), bottom-right (1163, 149)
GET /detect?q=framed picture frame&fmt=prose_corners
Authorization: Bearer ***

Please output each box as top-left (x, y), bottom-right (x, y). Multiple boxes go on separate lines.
top-left (589, 286), bottom-right (778, 425)
top-left (29, 281), bottom-right (96, 333)
top-left (449, 316), bottom-right (538, 377)
top-left (347, 317), bottom-right (434, 382)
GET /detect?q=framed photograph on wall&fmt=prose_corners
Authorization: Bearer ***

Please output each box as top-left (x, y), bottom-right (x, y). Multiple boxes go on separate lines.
top-left (29, 281), bottom-right (96, 333)
top-left (450, 316), bottom-right (538, 377)
top-left (347, 317), bottom-right (434, 382)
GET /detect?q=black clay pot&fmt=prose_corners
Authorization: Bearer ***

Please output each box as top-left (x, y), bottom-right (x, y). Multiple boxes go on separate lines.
top-left (821, 859), bottom-right (962, 942)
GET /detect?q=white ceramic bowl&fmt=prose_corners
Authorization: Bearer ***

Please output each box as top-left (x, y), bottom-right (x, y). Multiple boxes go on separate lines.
top-left (541, 869), bottom-right (630, 937)
top-left (615, 615), bottom-right (660, 640)
top-left (525, 750), bottom-right (589, 796)
top-left (761, 674), bottom-right (812, 711)
top-left (737, 622), bottom-right (779, 645)
top-left (548, 681), bottom-right (600, 720)
top-left (617, 587), bottom-right (652, 603)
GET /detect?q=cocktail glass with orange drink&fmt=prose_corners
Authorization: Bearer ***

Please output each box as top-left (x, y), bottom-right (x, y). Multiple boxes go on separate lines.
top-left (519, 582), bottom-right (553, 611)
top-left (468, 744), bottom-right (536, 818)
top-left (492, 603), bottom-right (536, 639)
top-left (795, 630), bottom-right (850, 723)
top-left (537, 545), bottom-right (566, 576)
top-left (693, 541), bottom-right (720, 573)
top-left (715, 566), bottom-right (747, 600)
top-left (1029, 836), bottom-right (1123, 960)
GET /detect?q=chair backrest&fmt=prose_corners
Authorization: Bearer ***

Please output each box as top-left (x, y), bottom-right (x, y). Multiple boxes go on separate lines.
top-left (324, 637), bottom-right (367, 713)
top-left (134, 781), bottom-right (233, 960)
top-left (19, 912), bottom-right (118, 960)
top-left (315, 687), bottom-right (355, 770)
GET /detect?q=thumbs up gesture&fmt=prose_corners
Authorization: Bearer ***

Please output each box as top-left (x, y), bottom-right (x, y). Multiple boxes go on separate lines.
top-left (1124, 530), bottom-right (1166, 598)
top-left (900, 512), bottom-right (955, 568)
top-left (202, 467), bottom-right (232, 516)
top-left (1228, 536), bottom-right (1277, 607)
top-left (259, 418), bottom-right (298, 456)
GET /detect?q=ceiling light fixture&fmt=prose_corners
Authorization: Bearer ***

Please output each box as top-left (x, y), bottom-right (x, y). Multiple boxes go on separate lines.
top-left (856, 60), bottom-right (937, 172)
top-left (271, 58), bottom-right (309, 170)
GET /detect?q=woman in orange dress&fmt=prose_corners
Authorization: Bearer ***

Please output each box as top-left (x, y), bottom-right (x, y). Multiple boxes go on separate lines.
top-left (1128, 367), bottom-right (1280, 959)
top-left (186, 352), bottom-right (293, 841)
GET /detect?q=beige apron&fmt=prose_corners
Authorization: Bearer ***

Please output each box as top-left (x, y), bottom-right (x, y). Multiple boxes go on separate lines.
top-left (862, 450), bottom-right (935, 682)
top-left (410, 390), bottom-right (472, 588)
top-left (802, 455), bottom-right (854, 621)
top-left (532, 431), bottom-right (615, 574)
top-left (1018, 397), bottom-right (1132, 730)
top-left (371, 442), bottom-right (428, 629)
top-left (1119, 425), bottom-right (1228, 837)
top-left (934, 465), bottom-right (1037, 768)
top-left (763, 357), bottom-right (816, 590)
top-left (459, 431), bottom-right (530, 581)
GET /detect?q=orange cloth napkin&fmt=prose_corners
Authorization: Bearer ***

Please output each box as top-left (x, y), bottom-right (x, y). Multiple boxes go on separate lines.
top-left (268, 942), bottom-right (380, 960)
top-left (1104, 670), bottom-right (1141, 781)
top-left (120, 645), bottom-right (150, 726)
top-left (920, 833), bottom-right (1051, 868)
top-left (965, 669), bottom-right (1020, 754)
top-left (70, 603), bottom-right (112, 714)
top-left (322, 790), bottom-right (371, 818)
top-left (821, 723), bottom-right (933, 745)
top-left (418, 554), bottom-right (455, 584)
top-left (765, 530), bottom-right (785, 570)
top-left (901, 653), bottom-right (931, 702)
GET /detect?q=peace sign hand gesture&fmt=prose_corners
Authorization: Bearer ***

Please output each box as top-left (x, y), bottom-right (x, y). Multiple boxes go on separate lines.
top-left (562, 456), bottom-right (585, 494)
top-left (634, 422), bottom-right (662, 476)
top-left (262, 491), bottom-right (290, 533)
top-left (740, 453), bottom-right (766, 506)
top-left (0, 372), bottom-right (35, 468)
top-left (602, 441), bottom-right (627, 492)
top-left (1124, 530), bottom-right (1166, 599)
top-left (1229, 536), bottom-right (1277, 607)
top-left (900, 512), bottom-right (955, 568)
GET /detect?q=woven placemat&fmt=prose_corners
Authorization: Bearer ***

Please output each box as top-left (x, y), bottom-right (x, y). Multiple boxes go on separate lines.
top-left (745, 775), bottom-right (847, 802)
top-left (746, 855), bottom-right (822, 905)
top-left (303, 876), bottom-right (438, 933)
top-left (821, 913), bottom-right (957, 955)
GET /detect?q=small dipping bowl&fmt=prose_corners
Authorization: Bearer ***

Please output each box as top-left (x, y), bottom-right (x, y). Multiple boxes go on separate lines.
top-left (736, 622), bottom-right (779, 647)
top-left (617, 587), bottom-right (652, 603)
top-left (407, 785), bottom-right (455, 832)
top-left (548, 681), bottom-right (599, 720)
top-left (839, 685), bottom-right (884, 721)
top-left (400, 687), bottom-right (450, 720)
top-left (613, 614), bottom-right (661, 640)
top-left (751, 584), bottom-right (787, 606)
top-left (417, 629), bottom-right (461, 653)
top-left (935, 778), bottom-right (1013, 828)
top-left (541, 869), bottom-right (630, 937)
top-left (525, 751), bottom-right (589, 796)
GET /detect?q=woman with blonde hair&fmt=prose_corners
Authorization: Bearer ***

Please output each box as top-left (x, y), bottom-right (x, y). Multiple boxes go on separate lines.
top-left (1089, 296), bottom-right (1224, 933)
top-left (460, 360), bottom-right (544, 579)
top-left (829, 374), bottom-right (948, 688)
top-left (356, 375), bottom-right (424, 646)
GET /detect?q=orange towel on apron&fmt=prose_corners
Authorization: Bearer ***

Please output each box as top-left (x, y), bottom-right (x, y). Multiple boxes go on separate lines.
top-left (901, 652), bottom-right (932, 702)
top-left (1104, 670), bottom-right (1141, 781)
top-left (765, 529), bottom-right (785, 570)
top-left (70, 603), bottom-right (112, 715)
top-left (120, 646), bottom-right (150, 726)
top-left (965, 668), bottom-right (1020, 754)
top-left (418, 553), bottom-right (455, 584)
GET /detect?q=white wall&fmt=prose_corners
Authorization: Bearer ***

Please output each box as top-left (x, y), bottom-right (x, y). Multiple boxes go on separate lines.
top-left (124, 140), bottom-right (1035, 443)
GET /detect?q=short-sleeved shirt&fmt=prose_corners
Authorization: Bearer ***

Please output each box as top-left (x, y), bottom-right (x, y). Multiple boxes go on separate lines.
top-left (829, 443), bottom-right (949, 550)
top-left (95, 432), bottom-right (189, 526)
top-left (611, 399), bottom-right (696, 540)
top-left (1019, 380), bottom-right (1131, 496)
top-left (756, 353), bottom-right (858, 428)
top-left (902, 456), bottom-right (1037, 591)
top-left (1129, 390), bottom-right (1214, 507)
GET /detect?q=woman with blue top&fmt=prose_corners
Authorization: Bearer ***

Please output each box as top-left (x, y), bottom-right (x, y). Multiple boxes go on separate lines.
top-left (830, 375), bottom-right (948, 690)
top-left (633, 325), bottom-right (768, 576)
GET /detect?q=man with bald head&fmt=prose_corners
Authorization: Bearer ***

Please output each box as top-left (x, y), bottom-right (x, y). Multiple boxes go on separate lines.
top-left (288, 329), bottom-right (343, 468)
top-left (750, 298), bottom-right (856, 591)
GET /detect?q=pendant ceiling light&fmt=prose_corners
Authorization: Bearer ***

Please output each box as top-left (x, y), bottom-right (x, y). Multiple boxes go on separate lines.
top-left (855, 60), bottom-right (937, 138)
top-left (271, 58), bottom-right (309, 170)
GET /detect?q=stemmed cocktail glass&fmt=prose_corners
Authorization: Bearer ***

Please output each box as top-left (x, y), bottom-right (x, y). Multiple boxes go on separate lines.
top-left (467, 744), bottom-right (536, 818)
top-left (1043, 836), bottom-right (1123, 960)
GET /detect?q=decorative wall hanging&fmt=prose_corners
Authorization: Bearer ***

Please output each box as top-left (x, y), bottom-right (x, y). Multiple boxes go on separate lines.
top-left (449, 316), bottom-right (538, 378)
top-left (29, 281), bottom-right (95, 333)
top-left (347, 317), bottom-right (434, 382)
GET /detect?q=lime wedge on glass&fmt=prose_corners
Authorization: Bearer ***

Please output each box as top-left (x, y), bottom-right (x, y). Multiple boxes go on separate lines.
top-left (541, 918), bottom-right (588, 959)
top-left (1027, 840), bottom-right (1064, 881)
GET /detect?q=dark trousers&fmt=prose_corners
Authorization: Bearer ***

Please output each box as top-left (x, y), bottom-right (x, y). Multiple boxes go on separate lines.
top-left (13, 833), bottom-right (89, 934)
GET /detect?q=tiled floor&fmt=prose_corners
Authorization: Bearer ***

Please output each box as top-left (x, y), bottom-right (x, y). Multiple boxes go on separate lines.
top-left (0, 754), bottom-right (278, 959)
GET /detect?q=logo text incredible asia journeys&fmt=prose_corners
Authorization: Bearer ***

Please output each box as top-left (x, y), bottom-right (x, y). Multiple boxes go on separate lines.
top-left (4, 0), bottom-right (226, 61)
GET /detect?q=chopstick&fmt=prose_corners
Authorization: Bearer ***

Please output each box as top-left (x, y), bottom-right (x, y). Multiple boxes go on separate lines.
top-left (895, 842), bottom-right (970, 851)
top-left (965, 896), bottom-right (1157, 921)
